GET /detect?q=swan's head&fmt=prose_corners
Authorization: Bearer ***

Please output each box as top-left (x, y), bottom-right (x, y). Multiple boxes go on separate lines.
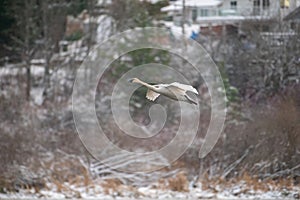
top-left (128, 78), bottom-right (140, 83)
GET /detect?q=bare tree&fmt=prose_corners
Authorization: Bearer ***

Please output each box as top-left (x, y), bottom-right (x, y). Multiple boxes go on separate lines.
top-left (10, 0), bottom-right (40, 101)
top-left (41, 0), bottom-right (68, 99)
top-left (232, 19), bottom-right (300, 100)
top-left (42, 0), bottom-right (52, 97)
top-left (109, 0), bottom-right (153, 31)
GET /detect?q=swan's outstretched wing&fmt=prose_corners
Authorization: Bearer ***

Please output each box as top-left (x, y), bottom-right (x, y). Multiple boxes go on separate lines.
top-left (169, 82), bottom-right (198, 94)
top-left (165, 85), bottom-right (186, 95)
top-left (146, 89), bottom-right (160, 101)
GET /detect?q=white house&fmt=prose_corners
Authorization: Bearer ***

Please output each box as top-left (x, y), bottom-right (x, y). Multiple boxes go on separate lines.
top-left (161, 0), bottom-right (300, 37)
top-left (220, 0), bottom-right (278, 17)
top-left (162, 0), bottom-right (300, 24)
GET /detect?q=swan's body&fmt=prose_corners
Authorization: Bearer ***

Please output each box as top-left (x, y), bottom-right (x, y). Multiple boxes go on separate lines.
top-left (129, 78), bottom-right (198, 105)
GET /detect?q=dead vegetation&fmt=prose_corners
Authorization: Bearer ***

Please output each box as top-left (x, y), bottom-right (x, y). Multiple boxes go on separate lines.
top-left (0, 85), bottom-right (299, 195)
top-left (200, 171), bottom-right (297, 196)
top-left (196, 87), bottom-right (300, 184)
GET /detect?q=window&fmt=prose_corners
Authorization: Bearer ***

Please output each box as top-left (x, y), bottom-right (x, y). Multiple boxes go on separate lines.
top-left (263, 0), bottom-right (270, 9)
top-left (200, 9), bottom-right (209, 17)
top-left (230, 1), bottom-right (237, 10)
top-left (192, 8), bottom-right (197, 21)
top-left (253, 0), bottom-right (270, 9)
top-left (253, 0), bottom-right (270, 14)
top-left (253, 0), bottom-right (260, 15)
top-left (211, 9), bottom-right (217, 16)
top-left (253, 0), bottom-right (260, 7)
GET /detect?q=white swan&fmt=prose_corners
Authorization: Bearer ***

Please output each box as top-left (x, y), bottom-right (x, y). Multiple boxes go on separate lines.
top-left (129, 78), bottom-right (198, 105)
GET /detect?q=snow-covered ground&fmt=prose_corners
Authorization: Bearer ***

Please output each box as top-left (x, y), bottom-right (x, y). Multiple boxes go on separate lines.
top-left (163, 21), bottom-right (200, 39)
top-left (0, 179), bottom-right (298, 199)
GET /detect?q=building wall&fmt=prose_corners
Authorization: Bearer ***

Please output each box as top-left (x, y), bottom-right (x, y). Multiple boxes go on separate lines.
top-left (288, 0), bottom-right (300, 10)
top-left (176, 0), bottom-right (300, 26)
top-left (185, 0), bottom-right (284, 20)
top-left (221, 0), bottom-right (252, 15)
top-left (220, 0), bottom-right (280, 17)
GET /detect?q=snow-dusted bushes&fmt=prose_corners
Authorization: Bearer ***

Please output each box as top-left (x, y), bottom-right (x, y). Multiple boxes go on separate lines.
top-left (197, 87), bottom-right (300, 181)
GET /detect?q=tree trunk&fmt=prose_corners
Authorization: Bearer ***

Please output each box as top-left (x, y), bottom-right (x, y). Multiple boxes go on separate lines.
top-left (24, 0), bottom-right (31, 101)
top-left (43, 0), bottom-right (51, 98)
top-left (26, 63), bottom-right (31, 101)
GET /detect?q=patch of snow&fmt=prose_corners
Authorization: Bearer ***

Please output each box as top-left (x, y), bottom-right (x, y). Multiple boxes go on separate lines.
top-left (30, 59), bottom-right (46, 65)
top-left (0, 179), bottom-right (299, 199)
top-left (163, 21), bottom-right (200, 39)
top-left (39, 190), bottom-right (66, 199)
top-left (0, 64), bottom-right (45, 78)
top-left (161, 4), bottom-right (182, 12)
top-left (30, 66), bottom-right (45, 76)
top-left (97, 0), bottom-right (112, 6)
top-left (141, 0), bottom-right (164, 4)
top-left (138, 186), bottom-right (157, 196)
top-left (0, 65), bottom-right (23, 77)
top-left (31, 87), bottom-right (44, 106)
top-left (195, 189), bottom-right (216, 199)
top-left (97, 15), bottom-right (114, 43)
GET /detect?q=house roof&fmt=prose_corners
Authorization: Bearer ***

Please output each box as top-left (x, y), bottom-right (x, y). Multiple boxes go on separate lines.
top-left (174, 0), bottom-right (222, 7)
top-left (161, 0), bottom-right (222, 12)
top-left (284, 6), bottom-right (300, 21)
top-left (140, 0), bottom-right (165, 3)
top-left (161, 4), bottom-right (182, 12)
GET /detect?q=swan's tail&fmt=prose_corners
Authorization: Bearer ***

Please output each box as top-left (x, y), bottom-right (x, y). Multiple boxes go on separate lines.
top-left (184, 95), bottom-right (198, 105)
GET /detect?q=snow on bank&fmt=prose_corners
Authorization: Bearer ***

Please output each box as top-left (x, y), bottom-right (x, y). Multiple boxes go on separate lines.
top-left (0, 180), bottom-right (298, 199)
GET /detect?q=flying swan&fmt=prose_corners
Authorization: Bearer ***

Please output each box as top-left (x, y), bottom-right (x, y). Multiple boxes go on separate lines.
top-left (129, 78), bottom-right (198, 105)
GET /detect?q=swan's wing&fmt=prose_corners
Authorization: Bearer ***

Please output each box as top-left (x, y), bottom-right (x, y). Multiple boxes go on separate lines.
top-left (146, 89), bottom-right (160, 101)
top-left (165, 85), bottom-right (186, 95)
top-left (169, 82), bottom-right (198, 94)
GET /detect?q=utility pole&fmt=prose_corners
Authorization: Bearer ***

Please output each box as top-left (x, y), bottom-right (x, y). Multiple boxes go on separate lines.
top-left (181, 0), bottom-right (186, 37)
top-left (181, 0), bottom-right (187, 51)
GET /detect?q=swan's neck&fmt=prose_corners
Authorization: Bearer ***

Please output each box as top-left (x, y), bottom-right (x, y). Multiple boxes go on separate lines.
top-left (134, 79), bottom-right (156, 91)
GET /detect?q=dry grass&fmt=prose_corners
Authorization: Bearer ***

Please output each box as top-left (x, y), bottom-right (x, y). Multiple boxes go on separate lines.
top-left (168, 172), bottom-right (189, 192)
top-left (156, 172), bottom-right (189, 192)
top-left (200, 171), bottom-right (296, 195)
top-left (100, 178), bottom-right (141, 197)
top-left (101, 179), bottom-right (123, 195)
